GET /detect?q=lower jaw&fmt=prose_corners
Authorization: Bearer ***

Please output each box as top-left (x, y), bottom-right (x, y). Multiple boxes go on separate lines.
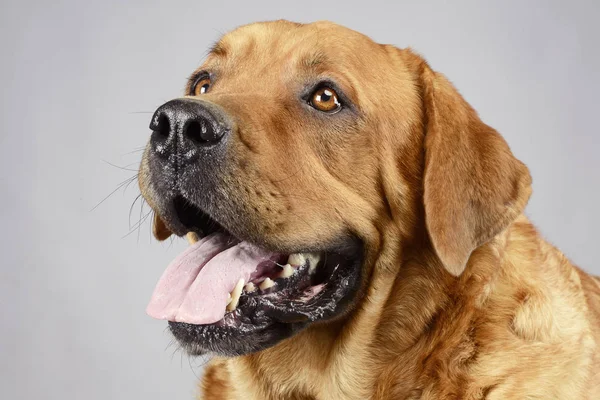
top-left (169, 319), bottom-right (296, 356)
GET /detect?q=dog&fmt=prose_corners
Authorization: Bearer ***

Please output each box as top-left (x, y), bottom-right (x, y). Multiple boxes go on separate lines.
top-left (138, 20), bottom-right (600, 399)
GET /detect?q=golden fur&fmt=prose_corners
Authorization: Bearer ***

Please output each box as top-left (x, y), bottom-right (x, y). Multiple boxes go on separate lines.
top-left (142, 20), bottom-right (600, 399)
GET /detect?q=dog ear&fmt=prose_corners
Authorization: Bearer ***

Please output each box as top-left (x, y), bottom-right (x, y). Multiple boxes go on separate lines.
top-left (153, 213), bottom-right (172, 241)
top-left (420, 65), bottom-right (532, 276)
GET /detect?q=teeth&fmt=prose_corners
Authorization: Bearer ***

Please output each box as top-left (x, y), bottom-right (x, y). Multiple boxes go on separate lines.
top-left (186, 232), bottom-right (200, 244)
top-left (278, 264), bottom-right (295, 278)
top-left (226, 278), bottom-right (244, 312)
top-left (306, 253), bottom-right (321, 273)
top-left (244, 282), bottom-right (256, 293)
top-left (259, 278), bottom-right (275, 291)
top-left (287, 253), bottom-right (321, 272)
top-left (287, 254), bottom-right (305, 266)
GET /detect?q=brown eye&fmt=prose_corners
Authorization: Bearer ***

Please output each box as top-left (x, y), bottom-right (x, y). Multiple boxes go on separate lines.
top-left (193, 77), bottom-right (211, 95)
top-left (310, 86), bottom-right (341, 113)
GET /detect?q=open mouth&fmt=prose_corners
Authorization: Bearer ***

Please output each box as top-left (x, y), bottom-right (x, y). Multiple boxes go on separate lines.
top-left (146, 196), bottom-right (363, 355)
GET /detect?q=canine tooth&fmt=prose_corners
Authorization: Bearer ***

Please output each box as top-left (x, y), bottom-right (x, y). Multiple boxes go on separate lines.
top-left (244, 282), bottom-right (256, 293)
top-left (259, 278), bottom-right (275, 291)
top-left (305, 253), bottom-right (321, 273)
top-left (226, 293), bottom-right (232, 305)
top-left (186, 232), bottom-right (200, 245)
top-left (287, 254), bottom-right (305, 266)
top-left (279, 264), bottom-right (295, 278)
top-left (226, 279), bottom-right (244, 312)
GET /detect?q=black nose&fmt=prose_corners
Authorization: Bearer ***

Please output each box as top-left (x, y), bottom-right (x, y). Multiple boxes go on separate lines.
top-left (149, 98), bottom-right (230, 163)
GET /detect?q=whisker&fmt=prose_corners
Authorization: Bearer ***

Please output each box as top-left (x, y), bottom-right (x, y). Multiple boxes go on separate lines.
top-left (122, 147), bottom-right (146, 155)
top-left (102, 159), bottom-right (139, 172)
top-left (167, 235), bottom-right (176, 250)
top-left (137, 197), bottom-right (148, 243)
top-left (187, 355), bottom-right (202, 380)
top-left (123, 175), bottom-right (139, 193)
top-left (149, 209), bottom-right (154, 242)
top-left (169, 344), bottom-right (181, 363)
top-left (128, 194), bottom-right (142, 229)
top-left (90, 175), bottom-right (137, 211)
top-left (122, 210), bottom-right (152, 239)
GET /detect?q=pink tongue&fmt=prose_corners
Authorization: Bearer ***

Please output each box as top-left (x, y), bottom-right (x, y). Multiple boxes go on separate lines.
top-left (146, 233), bottom-right (276, 325)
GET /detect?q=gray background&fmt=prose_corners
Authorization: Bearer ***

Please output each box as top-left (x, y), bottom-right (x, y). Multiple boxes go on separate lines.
top-left (1, 0), bottom-right (598, 399)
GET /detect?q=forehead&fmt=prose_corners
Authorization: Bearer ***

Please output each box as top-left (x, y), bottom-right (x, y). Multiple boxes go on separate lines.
top-left (205, 21), bottom-right (382, 74)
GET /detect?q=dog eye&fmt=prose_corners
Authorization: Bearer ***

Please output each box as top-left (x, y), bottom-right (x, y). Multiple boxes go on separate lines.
top-left (192, 77), bottom-right (211, 95)
top-left (309, 86), bottom-right (341, 113)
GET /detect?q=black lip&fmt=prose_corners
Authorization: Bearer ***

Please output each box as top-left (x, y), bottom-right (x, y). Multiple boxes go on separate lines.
top-left (169, 241), bottom-right (363, 357)
top-left (172, 195), bottom-right (227, 237)
top-left (154, 193), bottom-right (226, 237)
top-left (169, 319), bottom-right (295, 357)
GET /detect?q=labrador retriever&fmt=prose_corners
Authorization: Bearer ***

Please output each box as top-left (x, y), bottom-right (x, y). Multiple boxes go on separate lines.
top-left (139, 20), bottom-right (600, 399)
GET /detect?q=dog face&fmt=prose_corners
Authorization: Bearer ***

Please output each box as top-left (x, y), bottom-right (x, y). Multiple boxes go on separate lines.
top-left (139, 20), bottom-right (531, 356)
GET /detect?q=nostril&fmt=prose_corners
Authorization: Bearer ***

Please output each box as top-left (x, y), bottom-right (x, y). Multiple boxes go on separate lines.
top-left (184, 119), bottom-right (217, 143)
top-left (150, 99), bottom-right (229, 153)
top-left (155, 114), bottom-right (170, 139)
top-left (184, 120), bottom-right (203, 143)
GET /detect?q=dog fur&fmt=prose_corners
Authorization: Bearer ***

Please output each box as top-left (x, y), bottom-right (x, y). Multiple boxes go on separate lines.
top-left (142, 20), bottom-right (600, 399)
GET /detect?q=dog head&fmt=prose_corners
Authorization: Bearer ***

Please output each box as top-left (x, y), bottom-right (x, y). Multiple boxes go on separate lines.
top-left (139, 20), bottom-right (531, 356)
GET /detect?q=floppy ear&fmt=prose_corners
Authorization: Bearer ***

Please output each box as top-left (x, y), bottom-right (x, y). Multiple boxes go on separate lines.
top-left (420, 66), bottom-right (532, 276)
top-left (153, 213), bottom-right (173, 241)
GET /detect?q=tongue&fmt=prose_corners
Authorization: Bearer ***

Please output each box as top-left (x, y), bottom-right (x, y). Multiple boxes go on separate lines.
top-left (146, 232), bottom-right (276, 325)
